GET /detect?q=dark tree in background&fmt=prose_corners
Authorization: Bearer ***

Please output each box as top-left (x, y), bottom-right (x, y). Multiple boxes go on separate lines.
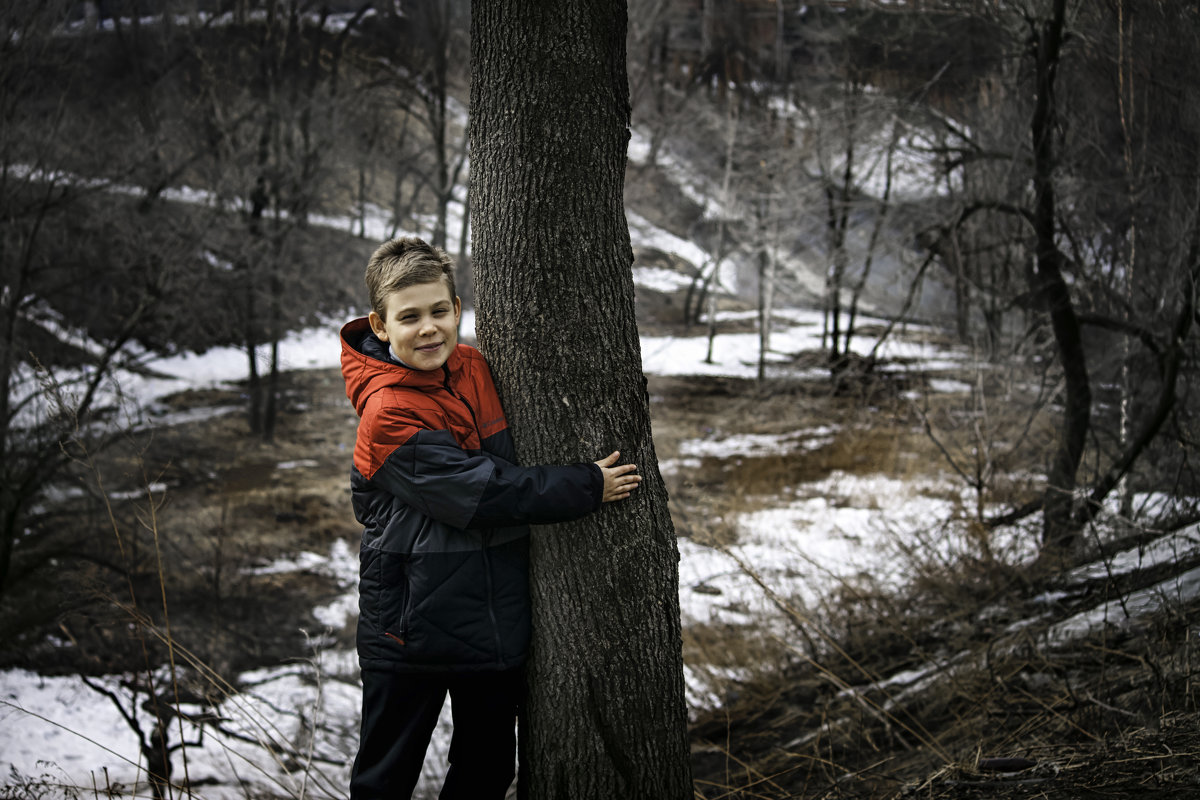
top-left (470, 1), bottom-right (692, 797)
top-left (945, 0), bottom-right (1200, 551)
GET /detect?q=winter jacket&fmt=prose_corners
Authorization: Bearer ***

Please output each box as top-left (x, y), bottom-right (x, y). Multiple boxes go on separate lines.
top-left (339, 317), bottom-right (603, 672)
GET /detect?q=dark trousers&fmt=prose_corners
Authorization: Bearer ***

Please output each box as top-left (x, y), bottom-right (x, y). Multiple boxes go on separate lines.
top-left (350, 667), bottom-right (524, 800)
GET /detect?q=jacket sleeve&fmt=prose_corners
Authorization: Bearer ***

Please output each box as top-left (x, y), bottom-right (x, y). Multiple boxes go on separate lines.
top-left (468, 449), bottom-right (603, 528)
top-left (366, 408), bottom-right (603, 529)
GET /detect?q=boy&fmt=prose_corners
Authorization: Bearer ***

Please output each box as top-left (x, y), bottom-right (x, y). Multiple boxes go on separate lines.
top-left (339, 236), bottom-right (640, 799)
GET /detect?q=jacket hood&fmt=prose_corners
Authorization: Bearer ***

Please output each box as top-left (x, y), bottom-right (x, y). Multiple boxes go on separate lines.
top-left (340, 317), bottom-right (465, 415)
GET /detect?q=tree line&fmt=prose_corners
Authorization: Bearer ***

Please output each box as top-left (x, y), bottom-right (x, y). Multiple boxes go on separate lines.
top-left (1, 0), bottom-right (475, 601)
top-left (3, 1), bottom-right (1199, 797)
top-left (627, 0), bottom-right (1200, 554)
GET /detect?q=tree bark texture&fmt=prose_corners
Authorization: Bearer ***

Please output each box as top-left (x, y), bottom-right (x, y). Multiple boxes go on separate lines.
top-left (469, 2), bottom-right (692, 799)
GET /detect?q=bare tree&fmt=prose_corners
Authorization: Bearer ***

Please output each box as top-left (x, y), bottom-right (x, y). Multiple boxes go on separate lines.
top-left (196, 4), bottom-right (368, 439)
top-left (363, 0), bottom-right (470, 251)
top-left (924, 0), bottom-right (1200, 552)
top-left (0, 1), bottom-right (200, 599)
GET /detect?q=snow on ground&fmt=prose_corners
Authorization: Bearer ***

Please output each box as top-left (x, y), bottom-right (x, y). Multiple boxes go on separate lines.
top-left (1049, 561), bottom-right (1200, 640)
top-left (3, 197), bottom-right (1191, 794)
top-left (640, 305), bottom-right (966, 382)
top-left (5, 316), bottom-right (1198, 794)
top-left (627, 210), bottom-right (712, 274)
top-left (0, 309), bottom-right (970, 795)
top-left (676, 471), bottom-right (981, 628)
top-left (632, 265), bottom-right (695, 294)
top-left (677, 427), bottom-right (838, 459)
top-left (0, 283), bottom-right (981, 797)
top-left (1065, 515), bottom-right (1200, 583)
top-left (10, 316), bottom-right (347, 433)
top-left (0, 535), bottom-right (446, 799)
top-left (12, 258), bottom-right (958, 436)
top-left (765, 92), bottom-right (960, 202)
top-left (627, 128), bottom-right (725, 217)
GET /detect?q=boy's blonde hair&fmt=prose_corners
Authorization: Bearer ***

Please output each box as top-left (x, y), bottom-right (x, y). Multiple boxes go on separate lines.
top-left (365, 237), bottom-right (457, 317)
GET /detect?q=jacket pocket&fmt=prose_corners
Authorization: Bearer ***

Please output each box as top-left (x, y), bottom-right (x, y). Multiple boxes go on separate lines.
top-left (378, 552), bottom-right (413, 644)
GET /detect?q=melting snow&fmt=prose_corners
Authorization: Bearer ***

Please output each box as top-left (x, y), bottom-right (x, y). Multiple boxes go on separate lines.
top-left (4, 151), bottom-right (1190, 797)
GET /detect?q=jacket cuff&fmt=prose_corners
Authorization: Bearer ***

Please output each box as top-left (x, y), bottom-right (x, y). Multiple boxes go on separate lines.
top-left (586, 462), bottom-right (605, 510)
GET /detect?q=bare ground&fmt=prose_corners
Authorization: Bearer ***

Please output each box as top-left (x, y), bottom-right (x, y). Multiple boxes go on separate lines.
top-left (3, 335), bottom-right (1198, 798)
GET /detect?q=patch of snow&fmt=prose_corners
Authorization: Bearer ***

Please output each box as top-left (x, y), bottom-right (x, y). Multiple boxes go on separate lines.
top-left (679, 428), bottom-right (837, 459)
top-left (22, 300), bottom-right (109, 359)
top-left (247, 551), bottom-right (330, 576)
top-left (713, 310), bottom-right (760, 322)
top-left (626, 131), bottom-right (724, 216)
top-left (627, 211), bottom-right (712, 274)
top-left (683, 664), bottom-right (751, 718)
top-left (633, 266), bottom-right (694, 294)
top-left (107, 483), bottom-right (167, 501)
top-left (2, 537), bottom-right (377, 798)
top-left (144, 403), bottom-right (242, 429)
top-left (14, 318), bottom-right (349, 438)
top-left (1, 672), bottom-right (150, 782)
top-left (658, 457), bottom-right (703, 477)
top-left (277, 459), bottom-right (319, 470)
top-left (1066, 522), bottom-right (1200, 584)
top-left (640, 306), bottom-right (964, 381)
top-left (928, 378), bottom-right (972, 394)
top-left (677, 471), bottom-right (1035, 634)
top-left (1049, 565), bottom-right (1200, 640)
top-left (202, 250), bottom-right (235, 271)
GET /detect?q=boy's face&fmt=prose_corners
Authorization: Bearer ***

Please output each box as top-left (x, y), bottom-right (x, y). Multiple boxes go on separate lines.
top-left (368, 279), bottom-right (461, 371)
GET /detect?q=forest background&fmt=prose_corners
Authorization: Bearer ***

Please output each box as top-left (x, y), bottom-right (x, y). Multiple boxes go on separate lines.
top-left (3, 1), bottom-right (1200, 798)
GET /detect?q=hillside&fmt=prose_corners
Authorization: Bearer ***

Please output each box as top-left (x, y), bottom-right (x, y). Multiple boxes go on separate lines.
top-left (4, 4), bottom-right (1200, 799)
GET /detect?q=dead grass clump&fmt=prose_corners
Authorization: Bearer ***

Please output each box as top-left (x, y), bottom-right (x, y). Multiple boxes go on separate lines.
top-left (684, 618), bottom-right (797, 713)
top-left (690, 551), bottom-right (1200, 799)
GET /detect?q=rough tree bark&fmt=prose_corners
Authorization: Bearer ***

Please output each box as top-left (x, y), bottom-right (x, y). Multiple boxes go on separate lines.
top-left (469, 2), bottom-right (692, 799)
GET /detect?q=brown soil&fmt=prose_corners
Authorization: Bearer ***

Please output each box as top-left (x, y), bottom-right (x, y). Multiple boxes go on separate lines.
top-left (0, 368), bottom-right (362, 677)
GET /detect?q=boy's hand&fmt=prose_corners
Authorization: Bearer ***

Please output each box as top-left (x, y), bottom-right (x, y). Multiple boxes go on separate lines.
top-left (595, 451), bottom-right (641, 502)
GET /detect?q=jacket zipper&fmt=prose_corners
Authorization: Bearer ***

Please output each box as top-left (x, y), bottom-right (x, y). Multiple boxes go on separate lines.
top-left (480, 533), bottom-right (505, 667)
top-left (384, 559), bottom-right (412, 646)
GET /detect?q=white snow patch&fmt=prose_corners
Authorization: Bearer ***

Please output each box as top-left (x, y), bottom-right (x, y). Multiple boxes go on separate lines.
top-left (1049, 565), bottom-right (1200, 640)
top-left (627, 210), bottom-right (711, 273)
top-left (928, 378), bottom-right (972, 394)
top-left (277, 459), bottom-right (320, 470)
top-left (677, 471), bottom-right (1027, 631)
top-left (679, 428), bottom-right (838, 459)
top-left (633, 266), bottom-right (694, 293)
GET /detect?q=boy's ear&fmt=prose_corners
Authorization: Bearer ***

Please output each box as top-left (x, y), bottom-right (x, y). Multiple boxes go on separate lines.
top-left (368, 310), bottom-right (388, 342)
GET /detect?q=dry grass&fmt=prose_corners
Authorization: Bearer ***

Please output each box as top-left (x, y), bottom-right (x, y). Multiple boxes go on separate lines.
top-left (6, 347), bottom-right (1194, 799)
top-left (1, 372), bottom-right (362, 799)
top-left (648, 368), bottom-right (1200, 799)
top-left (688, 566), bottom-right (1200, 799)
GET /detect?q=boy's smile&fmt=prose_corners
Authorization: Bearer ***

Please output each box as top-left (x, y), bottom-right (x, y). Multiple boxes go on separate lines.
top-left (368, 279), bottom-right (461, 371)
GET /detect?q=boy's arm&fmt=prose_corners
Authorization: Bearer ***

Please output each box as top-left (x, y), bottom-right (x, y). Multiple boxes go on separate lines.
top-left (365, 407), bottom-right (603, 529)
top-left (461, 445), bottom-right (604, 528)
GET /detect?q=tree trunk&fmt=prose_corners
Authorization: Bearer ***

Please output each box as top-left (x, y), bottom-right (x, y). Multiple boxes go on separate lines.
top-left (470, 2), bottom-right (692, 798)
top-left (843, 117), bottom-right (900, 357)
top-left (1029, 0), bottom-right (1089, 552)
top-left (757, 218), bottom-right (777, 384)
top-left (245, 309), bottom-right (262, 436)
